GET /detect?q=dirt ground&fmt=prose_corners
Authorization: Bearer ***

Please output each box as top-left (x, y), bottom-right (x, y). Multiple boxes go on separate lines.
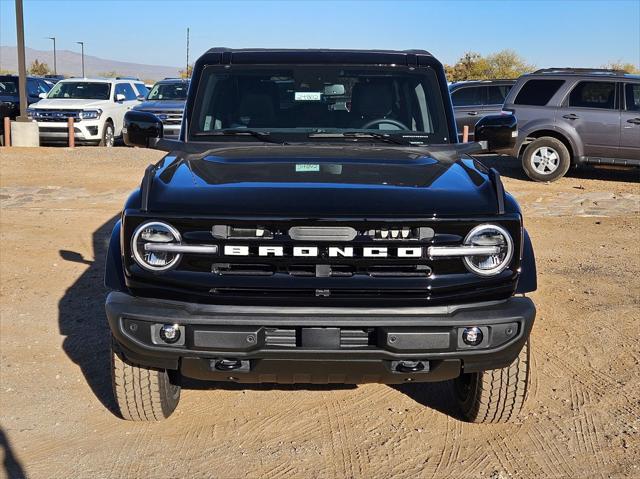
top-left (0, 147), bottom-right (639, 479)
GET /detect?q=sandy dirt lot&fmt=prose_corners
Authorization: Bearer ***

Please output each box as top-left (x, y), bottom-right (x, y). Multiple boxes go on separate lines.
top-left (1, 147), bottom-right (639, 479)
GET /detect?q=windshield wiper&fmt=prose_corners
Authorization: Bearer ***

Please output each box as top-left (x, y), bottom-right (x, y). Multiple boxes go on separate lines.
top-left (307, 131), bottom-right (416, 146)
top-left (193, 129), bottom-right (288, 145)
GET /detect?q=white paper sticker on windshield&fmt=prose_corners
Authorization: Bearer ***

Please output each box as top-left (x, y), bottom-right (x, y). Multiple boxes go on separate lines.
top-left (204, 115), bottom-right (212, 130)
top-left (294, 92), bottom-right (322, 101)
top-left (296, 164), bottom-right (320, 172)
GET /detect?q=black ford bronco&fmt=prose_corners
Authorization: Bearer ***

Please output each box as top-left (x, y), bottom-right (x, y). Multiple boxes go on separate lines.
top-left (108, 48), bottom-right (536, 422)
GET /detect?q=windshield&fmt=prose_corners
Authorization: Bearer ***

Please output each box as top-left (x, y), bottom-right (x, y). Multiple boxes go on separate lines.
top-left (147, 81), bottom-right (189, 100)
top-left (47, 82), bottom-right (111, 100)
top-left (190, 65), bottom-right (450, 143)
top-left (0, 79), bottom-right (18, 96)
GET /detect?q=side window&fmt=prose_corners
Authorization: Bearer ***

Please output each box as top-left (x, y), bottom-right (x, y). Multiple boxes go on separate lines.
top-left (514, 79), bottom-right (565, 106)
top-left (625, 83), bottom-right (640, 112)
top-left (38, 80), bottom-right (51, 93)
top-left (486, 85), bottom-right (512, 105)
top-left (134, 83), bottom-right (149, 98)
top-left (27, 79), bottom-right (39, 97)
top-left (115, 83), bottom-right (138, 101)
top-left (568, 81), bottom-right (616, 110)
top-left (451, 87), bottom-right (483, 107)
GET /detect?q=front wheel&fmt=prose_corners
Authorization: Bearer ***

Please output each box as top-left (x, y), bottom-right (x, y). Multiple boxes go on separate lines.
top-left (521, 137), bottom-right (571, 182)
top-left (99, 121), bottom-right (115, 147)
top-left (111, 340), bottom-right (181, 421)
top-left (453, 339), bottom-right (530, 423)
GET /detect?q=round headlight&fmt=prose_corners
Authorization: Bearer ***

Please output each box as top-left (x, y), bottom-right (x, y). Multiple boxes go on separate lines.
top-left (131, 221), bottom-right (182, 271)
top-left (463, 224), bottom-right (513, 276)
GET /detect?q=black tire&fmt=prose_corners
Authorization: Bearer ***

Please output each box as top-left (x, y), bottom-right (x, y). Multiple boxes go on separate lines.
top-left (453, 339), bottom-right (530, 424)
top-left (521, 137), bottom-right (571, 182)
top-left (111, 341), bottom-right (180, 421)
top-left (99, 121), bottom-right (115, 147)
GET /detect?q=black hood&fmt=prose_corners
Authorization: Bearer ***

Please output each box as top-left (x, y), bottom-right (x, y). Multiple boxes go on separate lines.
top-left (146, 144), bottom-right (503, 217)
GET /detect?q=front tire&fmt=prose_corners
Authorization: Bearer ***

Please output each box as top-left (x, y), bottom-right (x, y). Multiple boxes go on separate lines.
top-left (99, 121), bottom-right (115, 147)
top-left (111, 341), bottom-right (181, 421)
top-left (453, 339), bottom-right (530, 423)
top-left (521, 137), bottom-right (571, 182)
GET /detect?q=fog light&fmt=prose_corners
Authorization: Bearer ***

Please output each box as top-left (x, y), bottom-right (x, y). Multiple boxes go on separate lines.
top-left (462, 327), bottom-right (483, 346)
top-left (159, 324), bottom-right (181, 344)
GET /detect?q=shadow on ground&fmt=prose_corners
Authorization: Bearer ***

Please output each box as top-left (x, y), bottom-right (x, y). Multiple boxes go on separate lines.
top-left (477, 154), bottom-right (640, 183)
top-left (58, 216), bottom-right (463, 422)
top-left (1, 427), bottom-right (27, 479)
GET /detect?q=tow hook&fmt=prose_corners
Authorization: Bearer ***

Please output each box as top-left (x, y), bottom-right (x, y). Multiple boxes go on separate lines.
top-left (396, 360), bottom-right (426, 373)
top-left (214, 359), bottom-right (243, 371)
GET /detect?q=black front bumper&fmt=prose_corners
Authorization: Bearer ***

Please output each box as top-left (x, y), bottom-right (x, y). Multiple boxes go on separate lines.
top-left (106, 292), bottom-right (535, 384)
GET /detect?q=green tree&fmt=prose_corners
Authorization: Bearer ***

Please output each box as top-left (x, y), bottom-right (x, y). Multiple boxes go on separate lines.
top-left (28, 59), bottom-right (50, 76)
top-left (446, 50), bottom-right (534, 81)
top-left (178, 65), bottom-right (192, 79)
top-left (602, 61), bottom-right (640, 74)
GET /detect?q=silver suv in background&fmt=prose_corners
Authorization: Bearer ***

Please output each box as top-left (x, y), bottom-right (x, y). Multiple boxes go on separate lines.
top-left (132, 78), bottom-right (189, 139)
top-left (449, 80), bottom-right (515, 141)
top-left (503, 68), bottom-right (640, 181)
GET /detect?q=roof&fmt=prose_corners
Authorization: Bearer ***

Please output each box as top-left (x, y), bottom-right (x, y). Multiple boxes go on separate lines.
top-left (197, 48), bottom-right (436, 66)
top-left (448, 79), bottom-right (517, 88)
top-left (58, 77), bottom-right (137, 83)
top-left (525, 68), bottom-right (639, 79)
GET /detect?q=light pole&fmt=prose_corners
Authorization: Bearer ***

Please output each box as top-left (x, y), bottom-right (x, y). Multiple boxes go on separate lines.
top-left (47, 36), bottom-right (57, 75)
top-left (76, 41), bottom-right (85, 77)
top-left (15, 0), bottom-right (28, 121)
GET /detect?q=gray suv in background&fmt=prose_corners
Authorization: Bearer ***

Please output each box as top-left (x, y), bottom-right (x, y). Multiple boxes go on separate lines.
top-left (133, 78), bottom-right (189, 139)
top-left (449, 80), bottom-right (515, 141)
top-left (503, 68), bottom-right (640, 181)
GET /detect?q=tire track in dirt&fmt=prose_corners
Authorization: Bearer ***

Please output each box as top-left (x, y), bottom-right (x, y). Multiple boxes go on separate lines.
top-left (527, 422), bottom-right (577, 478)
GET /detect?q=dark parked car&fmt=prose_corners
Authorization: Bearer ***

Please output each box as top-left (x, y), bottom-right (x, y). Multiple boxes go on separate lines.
top-left (0, 75), bottom-right (51, 140)
top-left (132, 78), bottom-right (189, 139)
top-left (503, 68), bottom-right (640, 181)
top-left (108, 48), bottom-right (536, 423)
top-left (449, 80), bottom-right (515, 141)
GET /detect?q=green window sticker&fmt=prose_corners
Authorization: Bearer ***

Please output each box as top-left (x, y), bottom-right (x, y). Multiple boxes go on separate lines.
top-left (296, 164), bottom-right (320, 172)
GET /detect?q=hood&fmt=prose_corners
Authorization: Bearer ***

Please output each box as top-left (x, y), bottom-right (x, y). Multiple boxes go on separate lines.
top-left (146, 145), bottom-right (501, 217)
top-left (31, 98), bottom-right (107, 109)
top-left (134, 100), bottom-right (185, 111)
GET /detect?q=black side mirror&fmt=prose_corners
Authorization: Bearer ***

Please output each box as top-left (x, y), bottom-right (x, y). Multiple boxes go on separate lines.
top-left (123, 110), bottom-right (163, 148)
top-left (475, 114), bottom-right (517, 152)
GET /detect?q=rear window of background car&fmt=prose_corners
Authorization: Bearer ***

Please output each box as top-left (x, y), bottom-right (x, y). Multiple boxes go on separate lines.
top-left (486, 85), bottom-right (512, 104)
top-left (569, 81), bottom-right (616, 109)
top-left (625, 83), bottom-right (640, 111)
top-left (451, 86), bottom-right (483, 106)
top-left (514, 79), bottom-right (565, 106)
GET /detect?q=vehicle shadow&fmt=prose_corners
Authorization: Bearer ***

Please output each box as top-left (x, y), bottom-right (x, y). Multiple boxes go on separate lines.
top-left (57, 216), bottom-right (119, 416)
top-left (475, 154), bottom-right (640, 183)
top-left (0, 427), bottom-right (27, 479)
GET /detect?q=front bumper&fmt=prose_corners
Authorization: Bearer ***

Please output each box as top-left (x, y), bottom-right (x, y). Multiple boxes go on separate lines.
top-left (106, 292), bottom-right (535, 384)
top-left (35, 120), bottom-right (102, 144)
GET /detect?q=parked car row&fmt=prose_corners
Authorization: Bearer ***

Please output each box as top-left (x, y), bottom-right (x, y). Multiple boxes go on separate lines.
top-left (450, 68), bottom-right (640, 181)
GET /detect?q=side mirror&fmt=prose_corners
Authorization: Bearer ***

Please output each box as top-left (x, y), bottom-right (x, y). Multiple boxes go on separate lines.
top-left (474, 114), bottom-right (517, 152)
top-left (115, 93), bottom-right (126, 102)
top-left (38, 92), bottom-right (47, 99)
top-left (136, 95), bottom-right (145, 101)
top-left (123, 110), bottom-right (163, 148)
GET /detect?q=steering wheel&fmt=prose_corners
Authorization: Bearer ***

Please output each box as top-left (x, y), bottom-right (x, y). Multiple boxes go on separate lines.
top-left (361, 118), bottom-right (410, 131)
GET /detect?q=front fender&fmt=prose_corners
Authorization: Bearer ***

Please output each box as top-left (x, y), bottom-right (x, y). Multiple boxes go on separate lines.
top-left (104, 219), bottom-right (127, 292)
top-left (516, 228), bottom-right (537, 294)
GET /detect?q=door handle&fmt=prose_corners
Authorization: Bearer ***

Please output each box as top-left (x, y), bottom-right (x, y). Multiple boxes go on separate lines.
top-left (562, 114), bottom-right (579, 120)
top-left (627, 118), bottom-right (640, 125)
top-left (467, 111), bottom-right (478, 116)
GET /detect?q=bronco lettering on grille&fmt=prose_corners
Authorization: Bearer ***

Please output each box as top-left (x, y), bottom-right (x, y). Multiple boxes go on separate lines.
top-left (223, 245), bottom-right (424, 258)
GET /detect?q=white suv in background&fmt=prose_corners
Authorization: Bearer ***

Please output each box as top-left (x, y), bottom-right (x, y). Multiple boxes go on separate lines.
top-left (27, 77), bottom-right (148, 146)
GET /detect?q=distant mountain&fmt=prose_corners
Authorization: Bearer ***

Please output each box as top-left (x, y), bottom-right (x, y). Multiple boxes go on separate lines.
top-left (0, 46), bottom-right (181, 81)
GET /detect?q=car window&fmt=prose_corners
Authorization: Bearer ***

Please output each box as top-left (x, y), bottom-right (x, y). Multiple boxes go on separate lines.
top-left (451, 86), bottom-right (483, 107)
top-left (115, 83), bottom-right (138, 101)
top-left (568, 81), bottom-right (616, 110)
top-left (48, 81), bottom-right (111, 100)
top-left (38, 79), bottom-right (51, 93)
top-left (486, 85), bottom-right (512, 105)
top-left (134, 83), bottom-right (149, 98)
top-left (625, 83), bottom-right (640, 111)
top-left (514, 79), bottom-right (565, 106)
top-left (27, 79), bottom-right (39, 97)
top-left (147, 82), bottom-right (190, 100)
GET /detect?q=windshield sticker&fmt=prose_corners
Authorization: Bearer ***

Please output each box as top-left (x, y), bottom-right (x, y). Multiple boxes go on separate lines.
top-left (296, 164), bottom-right (320, 172)
top-left (204, 115), bottom-right (212, 130)
top-left (294, 92), bottom-right (322, 102)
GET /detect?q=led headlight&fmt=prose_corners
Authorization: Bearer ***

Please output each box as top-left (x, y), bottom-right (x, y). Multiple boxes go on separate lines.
top-left (463, 224), bottom-right (513, 276)
top-left (131, 221), bottom-right (182, 271)
top-left (79, 109), bottom-right (102, 120)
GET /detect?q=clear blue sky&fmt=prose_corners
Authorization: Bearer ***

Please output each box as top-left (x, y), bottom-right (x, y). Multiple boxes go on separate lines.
top-left (1, 0), bottom-right (639, 69)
